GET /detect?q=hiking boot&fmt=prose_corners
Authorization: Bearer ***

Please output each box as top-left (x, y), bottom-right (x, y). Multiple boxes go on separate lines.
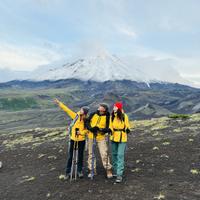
top-left (106, 169), bottom-right (113, 179)
top-left (112, 170), bottom-right (117, 177)
top-left (116, 176), bottom-right (123, 183)
top-left (78, 171), bottom-right (84, 179)
top-left (64, 174), bottom-right (70, 180)
top-left (112, 173), bottom-right (117, 178)
top-left (88, 169), bottom-right (97, 178)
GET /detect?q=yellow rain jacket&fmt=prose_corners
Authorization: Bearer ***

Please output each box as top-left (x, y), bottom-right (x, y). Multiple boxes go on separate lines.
top-left (58, 102), bottom-right (88, 141)
top-left (110, 113), bottom-right (130, 143)
top-left (86, 111), bottom-right (110, 141)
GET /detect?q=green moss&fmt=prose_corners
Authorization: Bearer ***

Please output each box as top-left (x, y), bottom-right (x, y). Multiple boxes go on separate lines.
top-left (189, 138), bottom-right (194, 142)
top-left (131, 168), bottom-right (141, 173)
top-left (153, 193), bottom-right (165, 200)
top-left (152, 132), bottom-right (160, 137)
top-left (3, 135), bottom-right (34, 149)
top-left (59, 174), bottom-right (67, 180)
top-left (38, 154), bottom-right (46, 158)
top-left (185, 126), bottom-right (199, 131)
top-left (190, 169), bottom-right (200, 175)
top-left (135, 160), bottom-right (142, 164)
top-left (190, 114), bottom-right (200, 121)
top-left (0, 97), bottom-right (38, 111)
top-left (162, 141), bottom-right (171, 146)
top-left (132, 119), bottom-right (157, 128)
top-left (168, 114), bottom-right (190, 119)
top-left (21, 176), bottom-right (36, 183)
top-left (133, 117), bottom-right (169, 132)
top-left (2, 128), bottom-right (66, 150)
top-left (173, 128), bottom-right (182, 133)
top-left (153, 146), bottom-right (159, 150)
top-left (151, 125), bottom-right (168, 131)
top-left (48, 155), bottom-right (57, 159)
top-left (160, 154), bottom-right (169, 159)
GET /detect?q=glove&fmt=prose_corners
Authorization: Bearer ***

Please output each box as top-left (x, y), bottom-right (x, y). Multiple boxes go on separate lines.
top-left (126, 128), bottom-right (131, 134)
top-left (91, 126), bottom-right (99, 133)
top-left (108, 128), bottom-right (112, 134)
top-left (99, 128), bottom-right (112, 135)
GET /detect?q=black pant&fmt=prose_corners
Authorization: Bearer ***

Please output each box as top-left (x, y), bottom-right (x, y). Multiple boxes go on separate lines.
top-left (66, 139), bottom-right (85, 174)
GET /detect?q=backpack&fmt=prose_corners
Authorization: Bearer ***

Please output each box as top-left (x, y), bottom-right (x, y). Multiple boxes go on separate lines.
top-left (68, 114), bottom-right (79, 137)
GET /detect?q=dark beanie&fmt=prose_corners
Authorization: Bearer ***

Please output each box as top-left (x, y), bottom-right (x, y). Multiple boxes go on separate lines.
top-left (99, 103), bottom-right (109, 112)
top-left (81, 106), bottom-right (90, 115)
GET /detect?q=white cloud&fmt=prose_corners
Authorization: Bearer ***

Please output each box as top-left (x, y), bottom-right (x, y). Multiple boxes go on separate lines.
top-left (0, 42), bottom-right (64, 71)
top-left (117, 25), bottom-right (137, 38)
top-left (180, 74), bottom-right (200, 88)
top-left (120, 44), bottom-right (200, 87)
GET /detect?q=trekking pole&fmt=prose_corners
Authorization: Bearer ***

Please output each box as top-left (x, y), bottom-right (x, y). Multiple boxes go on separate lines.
top-left (67, 128), bottom-right (71, 153)
top-left (106, 133), bottom-right (110, 173)
top-left (74, 128), bottom-right (79, 180)
top-left (70, 128), bottom-right (79, 182)
top-left (85, 136), bottom-right (88, 152)
top-left (91, 133), bottom-right (97, 180)
top-left (70, 140), bottom-right (76, 182)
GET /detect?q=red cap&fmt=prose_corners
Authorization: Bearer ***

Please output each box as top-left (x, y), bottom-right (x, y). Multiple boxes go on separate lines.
top-left (114, 102), bottom-right (123, 111)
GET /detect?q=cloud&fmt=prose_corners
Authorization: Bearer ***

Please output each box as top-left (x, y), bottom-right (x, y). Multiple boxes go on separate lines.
top-left (0, 42), bottom-right (65, 71)
top-left (120, 44), bottom-right (200, 87)
top-left (117, 25), bottom-right (137, 38)
top-left (180, 74), bottom-right (200, 88)
top-left (0, 0), bottom-right (200, 87)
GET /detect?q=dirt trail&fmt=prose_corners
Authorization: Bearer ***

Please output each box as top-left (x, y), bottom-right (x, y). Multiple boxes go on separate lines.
top-left (1, 115), bottom-right (200, 200)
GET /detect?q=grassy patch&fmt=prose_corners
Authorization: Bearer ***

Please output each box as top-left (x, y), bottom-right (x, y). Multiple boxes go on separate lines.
top-left (0, 97), bottom-right (38, 111)
top-left (168, 114), bottom-right (190, 119)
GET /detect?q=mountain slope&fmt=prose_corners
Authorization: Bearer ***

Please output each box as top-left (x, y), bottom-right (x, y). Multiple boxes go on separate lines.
top-left (31, 53), bottom-right (189, 86)
top-left (1, 52), bottom-right (189, 86)
top-left (32, 53), bottom-right (149, 83)
top-left (0, 79), bottom-right (199, 120)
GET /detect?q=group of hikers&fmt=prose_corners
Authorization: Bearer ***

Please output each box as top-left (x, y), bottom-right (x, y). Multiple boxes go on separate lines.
top-left (54, 99), bottom-right (130, 183)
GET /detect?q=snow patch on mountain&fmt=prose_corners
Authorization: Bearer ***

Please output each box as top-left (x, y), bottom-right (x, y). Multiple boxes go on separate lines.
top-left (0, 50), bottom-right (192, 87)
top-left (32, 52), bottom-right (149, 83)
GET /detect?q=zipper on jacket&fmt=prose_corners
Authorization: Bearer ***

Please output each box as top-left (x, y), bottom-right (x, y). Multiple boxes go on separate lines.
top-left (117, 117), bottom-right (126, 142)
top-left (119, 131), bottom-right (122, 142)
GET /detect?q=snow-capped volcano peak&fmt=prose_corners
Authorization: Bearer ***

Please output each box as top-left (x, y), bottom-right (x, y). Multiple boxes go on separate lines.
top-left (33, 53), bottom-right (148, 82)
top-left (31, 51), bottom-right (190, 86)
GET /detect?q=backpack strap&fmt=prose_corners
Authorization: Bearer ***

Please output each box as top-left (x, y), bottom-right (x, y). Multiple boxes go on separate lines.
top-left (68, 113), bottom-right (79, 137)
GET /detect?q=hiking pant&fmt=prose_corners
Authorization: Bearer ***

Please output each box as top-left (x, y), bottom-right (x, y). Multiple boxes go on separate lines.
top-left (111, 141), bottom-right (126, 176)
top-left (66, 139), bottom-right (85, 174)
top-left (87, 138), bottom-right (112, 171)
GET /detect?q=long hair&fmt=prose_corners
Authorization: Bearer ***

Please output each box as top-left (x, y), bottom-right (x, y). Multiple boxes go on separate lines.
top-left (112, 109), bottom-right (124, 122)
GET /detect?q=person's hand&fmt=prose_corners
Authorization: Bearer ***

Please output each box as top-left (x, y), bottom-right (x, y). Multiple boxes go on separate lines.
top-left (54, 98), bottom-right (60, 105)
top-left (99, 129), bottom-right (106, 135)
top-left (77, 131), bottom-right (83, 136)
top-left (75, 128), bottom-right (80, 135)
top-left (126, 128), bottom-right (131, 134)
top-left (91, 126), bottom-right (99, 133)
top-left (108, 128), bottom-right (112, 134)
top-left (99, 128), bottom-right (111, 135)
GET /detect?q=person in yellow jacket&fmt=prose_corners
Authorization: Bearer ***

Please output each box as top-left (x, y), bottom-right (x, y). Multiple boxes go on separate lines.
top-left (86, 103), bottom-right (113, 178)
top-left (109, 102), bottom-right (130, 183)
top-left (54, 98), bottom-right (89, 179)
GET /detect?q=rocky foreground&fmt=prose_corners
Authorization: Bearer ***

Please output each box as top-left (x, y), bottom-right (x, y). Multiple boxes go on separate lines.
top-left (1, 114), bottom-right (200, 200)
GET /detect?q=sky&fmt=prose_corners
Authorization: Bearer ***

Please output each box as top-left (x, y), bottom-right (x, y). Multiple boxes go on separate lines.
top-left (0, 0), bottom-right (200, 86)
